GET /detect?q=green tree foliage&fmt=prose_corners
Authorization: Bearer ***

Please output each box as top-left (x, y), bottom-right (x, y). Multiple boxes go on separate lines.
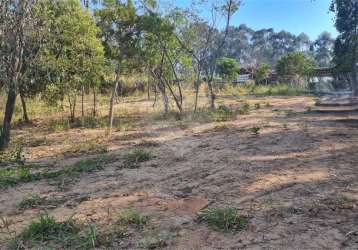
top-left (314, 31), bottom-right (335, 67)
top-left (276, 52), bottom-right (315, 84)
top-left (330, 0), bottom-right (358, 95)
top-left (0, 0), bottom-right (39, 149)
top-left (37, 0), bottom-right (104, 121)
top-left (255, 64), bottom-right (271, 85)
top-left (216, 57), bottom-right (240, 81)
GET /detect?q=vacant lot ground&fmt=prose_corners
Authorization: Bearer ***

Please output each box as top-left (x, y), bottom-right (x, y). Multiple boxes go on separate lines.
top-left (0, 95), bottom-right (357, 249)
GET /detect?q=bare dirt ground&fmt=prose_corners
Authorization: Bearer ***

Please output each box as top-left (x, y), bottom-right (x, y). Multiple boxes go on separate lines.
top-left (1, 96), bottom-right (358, 249)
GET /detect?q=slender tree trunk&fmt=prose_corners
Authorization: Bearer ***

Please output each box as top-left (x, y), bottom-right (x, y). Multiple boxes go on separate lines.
top-left (194, 71), bottom-right (201, 112)
top-left (0, 89), bottom-right (17, 150)
top-left (92, 86), bottom-right (97, 117)
top-left (81, 85), bottom-right (85, 118)
top-left (147, 81), bottom-right (150, 100)
top-left (19, 91), bottom-right (29, 123)
top-left (108, 64), bottom-right (120, 135)
top-left (207, 79), bottom-right (216, 109)
top-left (157, 81), bottom-right (169, 114)
top-left (69, 95), bottom-right (77, 123)
top-left (0, 1), bottom-right (25, 150)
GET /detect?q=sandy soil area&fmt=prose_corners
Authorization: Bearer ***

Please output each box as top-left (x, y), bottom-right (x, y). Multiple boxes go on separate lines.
top-left (0, 96), bottom-right (357, 249)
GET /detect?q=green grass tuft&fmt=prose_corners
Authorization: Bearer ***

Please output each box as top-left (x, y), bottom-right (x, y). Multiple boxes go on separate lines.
top-left (250, 127), bottom-right (261, 135)
top-left (0, 155), bottom-right (111, 189)
top-left (197, 208), bottom-right (248, 233)
top-left (9, 214), bottom-right (97, 249)
top-left (118, 210), bottom-right (150, 229)
top-left (122, 148), bottom-right (153, 168)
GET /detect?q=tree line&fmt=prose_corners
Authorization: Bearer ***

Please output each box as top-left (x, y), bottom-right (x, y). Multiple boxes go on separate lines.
top-left (0, 0), bottom-right (356, 150)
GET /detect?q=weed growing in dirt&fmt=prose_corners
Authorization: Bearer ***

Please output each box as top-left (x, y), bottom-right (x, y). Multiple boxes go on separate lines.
top-left (209, 105), bottom-right (235, 122)
top-left (122, 148), bottom-right (153, 168)
top-left (239, 103), bottom-right (250, 115)
top-left (197, 208), bottom-right (248, 233)
top-left (0, 155), bottom-right (111, 189)
top-left (118, 209), bottom-right (150, 229)
top-left (250, 127), bottom-right (261, 135)
top-left (8, 214), bottom-right (96, 249)
top-left (66, 156), bottom-right (109, 173)
top-left (18, 193), bottom-right (66, 210)
top-left (18, 193), bottom-right (44, 209)
top-left (0, 144), bottom-right (26, 164)
top-left (254, 103), bottom-right (261, 109)
top-left (0, 167), bottom-right (42, 188)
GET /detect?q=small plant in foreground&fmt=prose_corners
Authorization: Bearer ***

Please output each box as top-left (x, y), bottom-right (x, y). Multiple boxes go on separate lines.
top-left (210, 105), bottom-right (235, 122)
top-left (197, 208), bottom-right (248, 233)
top-left (239, 103), bottom-right (250, 115)
top-left (122, 148), bottom-right (153, 168)
top-left (18, 193), bottom-right (44, 209)
top-left (8, 214), bottom-right (96, 249)
top-left (0, 144), bottom-right (26, 164)
top-left (18, 193), bottom-right (66, 210)
top-left (250, 127), bottom-right (261, 135)
top-left (118, 209), bottom-right (150, 228)
top-left (254, 103), bottom-right (261, 109)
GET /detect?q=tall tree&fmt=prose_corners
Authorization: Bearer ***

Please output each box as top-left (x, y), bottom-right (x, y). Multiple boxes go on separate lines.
top-left (314, 31), bottom-right (334, 67)
top-left (95, 0), bottom-right (140, 134)
top-left (0, 0), bottom-right (37, 150)
top-left (330, 0), bottom-right (358, 95)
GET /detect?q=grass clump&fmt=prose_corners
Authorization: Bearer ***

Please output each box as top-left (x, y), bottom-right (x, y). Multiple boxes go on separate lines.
top-left (0, 144), bottom-right (26, 164)
top-left (66, 156), bottom-right (109, 174)
top-left (0, 155), bottom-right (110, 189)
top-left (65, 140), bottom-right (108, 155)
top-left (9, 214), bottom-right (96, 249)
top-left (122, 148), bottom-right (153, 168)
top-left (0, 167), bottom-right (42, 188)
top-left (250, 127), bottom-right (261, 135)
top-left (118, 210), bottom-right (150, 229)
top-left (18, 193), bottom-right (45, 209)
top-left (18, 193), bottom-right (66, 210)
top-left (197, 208), bottom-right (248, 233)
top-left (239, 102), bottom-right (250, 115)
top-left (209, 105), bottom-right (235, 122)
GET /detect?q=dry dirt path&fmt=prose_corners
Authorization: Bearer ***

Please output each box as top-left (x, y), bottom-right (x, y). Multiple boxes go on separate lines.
top-left (0, 96), bottom-right (357, 249)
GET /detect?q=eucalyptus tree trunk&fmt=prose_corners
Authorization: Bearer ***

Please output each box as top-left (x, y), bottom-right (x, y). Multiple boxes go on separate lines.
top-left (92, 86), bottom-right (97, 116)
top-left (0, 88), bottom-right (17, 150)
top-left (0, 9), bottom-right (25, 149)
top-left (69, 95), bottom-right (77, 123)
top-left (193, 69), bottom-right (201, 112)
top-left (108, 64), bottom-right (120, 135)
top-left (19, 91), bottom-right (29, 123)
top-left (81, 85), bottom-right (85, 119)
top-left (207, 79), bottom-right (216, 110)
